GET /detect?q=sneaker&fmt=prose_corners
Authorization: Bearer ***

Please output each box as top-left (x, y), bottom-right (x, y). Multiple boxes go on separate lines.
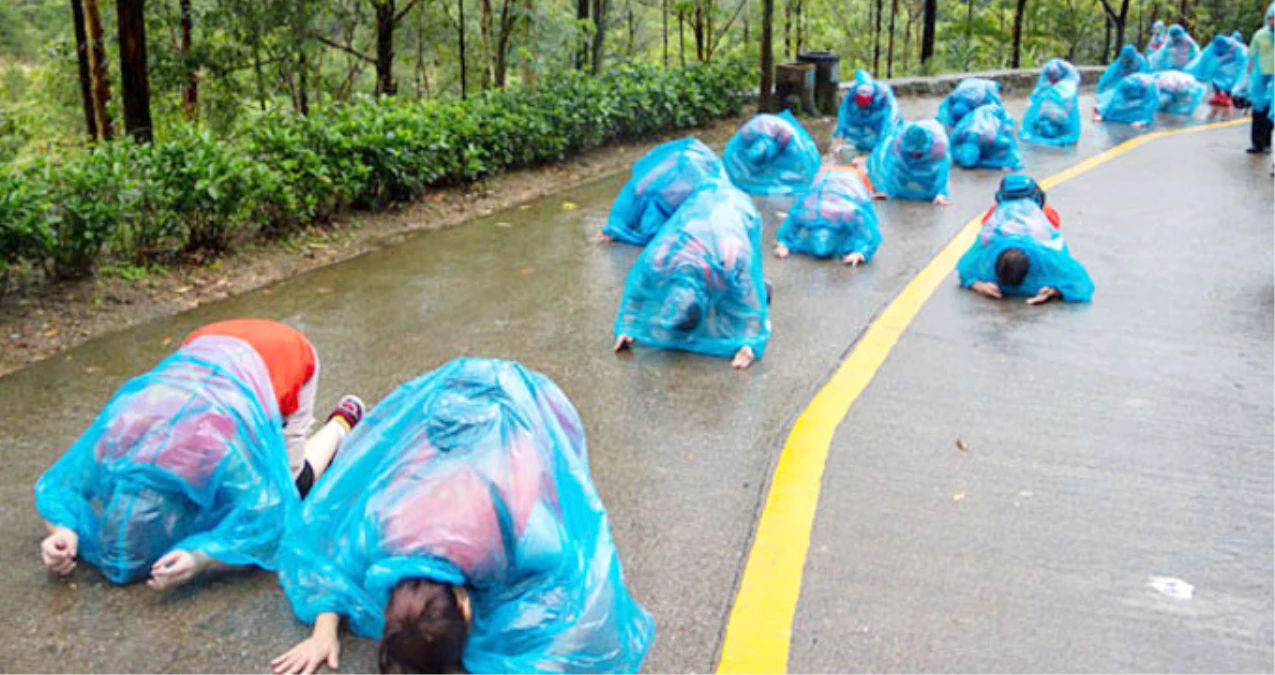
top-left (1246, 147), bottom-right (1264, 154)
top-left (328, 394), bottom-right (365, 431)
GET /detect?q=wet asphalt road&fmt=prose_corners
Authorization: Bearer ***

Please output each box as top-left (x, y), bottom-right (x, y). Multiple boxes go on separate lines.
top-left (0, 92), bottom-right (1269, 673)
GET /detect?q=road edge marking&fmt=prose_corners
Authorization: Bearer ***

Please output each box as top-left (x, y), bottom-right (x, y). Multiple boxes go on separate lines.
top-left (714, 117), bottom-right (1246, 675)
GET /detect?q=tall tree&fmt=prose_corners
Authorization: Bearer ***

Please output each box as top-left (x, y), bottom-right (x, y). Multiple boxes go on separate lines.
top-left (886, 0), bottom-right (898, 76)
top-left (590, 0), bottom-right (606, 73)
top-left (873, 0), bottom-right (883, 73)
top-left (179, 0), bottom-right (197, 121)
top-left (760, 0), bottom-right (774, 111)
top-left (70, 0), bottom-right (98, 140)
top-left (920, 0), bottom-right (936, 67)
top-left (1010, 0), bottom-right (1027, 68)
top-left (116, 0), bottom-right (154, 142)
top-left (83, 0), bottom-right (113, 140)
top-left (1098, 0), bottom-right (1131, 54)
top-left (662, 0), bottom-right (669, 65)
top-left (576, 0), bottom-right (589, 68)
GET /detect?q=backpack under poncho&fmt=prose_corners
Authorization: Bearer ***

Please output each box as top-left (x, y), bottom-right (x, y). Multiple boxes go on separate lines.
top-left (834, 70), bottom-right (903, 153)
top-left (34, 335), bottom-right (295, 584)
top-left (277, 357), bottom-right (655, 673)
top-left (1149, 24), bottom-right (1201, 71)
top-left (1188, 34), bottom-right (1249, 92)
top-left (1154, 70), bottom-right (1206, 114)
top-left (1098, 45), bottom-right (1151, 95)
top-left (956, 199), bottom-right (1094, 302)
top-left (1096, 72), bottom-right (1160, 126)
top-left (951, 104), bottom-right (1024, 169)
top-left (936, 78), bottom-right (1005, 128)
top-left (603, 137), bottom-right (726, 246)
top-left (613, 181), bottom-right (770, 359)
top-left (776, 166), bottom-right (882, 261)
top-left (722, 110), bottom-right (821, 196)
top-left (867, 119), bottom-right (952, 201)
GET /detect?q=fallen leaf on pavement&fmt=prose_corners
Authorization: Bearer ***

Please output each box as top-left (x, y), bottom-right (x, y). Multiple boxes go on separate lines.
top-left (174, 286), bottom-right (192, 293)
top-left (84, 366), bottom-right (103, 374)
top-left (561, 201), bottom-right (578, 211)
top-left (495, 222), bottom-right (512, 228)
top-left (952, 492), bottom-right (966, 502)
top-left (160, 337), bottom-right (173, 347)
top-left (955, 438), bottom-right (969, 452)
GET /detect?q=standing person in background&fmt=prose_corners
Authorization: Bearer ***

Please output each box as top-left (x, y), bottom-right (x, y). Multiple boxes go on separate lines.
top-left (1146, 21), bottom-right (1168, 57)
top-left (1245, 4), bottom-right (1275, 154)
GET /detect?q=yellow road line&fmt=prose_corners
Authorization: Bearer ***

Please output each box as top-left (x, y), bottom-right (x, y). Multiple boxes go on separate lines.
top-left (715, 118), bottom-right (1247, 675)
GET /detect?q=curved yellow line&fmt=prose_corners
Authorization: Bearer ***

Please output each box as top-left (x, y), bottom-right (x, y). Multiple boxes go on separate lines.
top-left (715, 117), bottom-right (1247, 675)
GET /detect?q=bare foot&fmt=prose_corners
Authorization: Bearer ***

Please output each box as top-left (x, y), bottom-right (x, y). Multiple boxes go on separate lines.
top-left (594, 231), bottom-right (613, 244)
top-left (612, 335), bottom-right (634, 352)
top-left (1132, 121), bottom-right (1147, 129)
top-left (774, 243), bottom-right (790, 258)
top-left (933, 194), bottom-right (952, 206)
top-left (730, 346), bottom-right (755, 370)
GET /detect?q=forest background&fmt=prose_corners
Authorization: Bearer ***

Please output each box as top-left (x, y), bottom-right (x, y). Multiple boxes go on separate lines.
top-left (0, 0), bottom-right (1266, 289)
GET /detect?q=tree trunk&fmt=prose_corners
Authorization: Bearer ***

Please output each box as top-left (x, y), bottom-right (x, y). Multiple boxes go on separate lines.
top-left (494, 0), bottom-right (514, 86)
top-left (116, 0), bottom-right (153, 142)
top-left (459, 0), bottom-right (468, 97)
top-left (794, 0), bottom-right (802, 55)
top-left (662, 0), bottom-right (669, 65)
top-left (901, 2), bottom-right (913, 73)
top-left (298, 50), bottom-right (309, 115)
top-left (694, 3), bottom-right (705, 61)
top-left (760, 0), bottom-right (774, 111)
top-left (1010, 0), bottom-right (1026, 69)
top-left (1103, 15), bottom-right (1112, 62)
top-left (179, 0), bottom-right (197, 121)
top-left (920, 0), bottom-right (936, 67)
top-left (590, 0), bottom-right (605, 73)
top-left (70, 0), bottom-right (98, 141)
top-left (886, 0), bottom-right (898, 77)
top-left (480, 0), bottom-right (493, 87)
top-left (83, 0), bottom-right (112, 140)
top-left (374, 0), bottom-right (397, 95)
top-left (965, 0), bottom-right (973, 40)
top-left (873, 0), bottom-right (883, 73)
top-left (678, 9), bottom-right (685, 66)
top-left (520, 0), bottom-right (536, 87)
top-left (783, 0), bottom-right (791, 58)
top-left (576, 0), bottom-right (589, 69)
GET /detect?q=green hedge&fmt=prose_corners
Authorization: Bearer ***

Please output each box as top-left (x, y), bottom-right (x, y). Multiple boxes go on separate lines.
top-left (0, 59), bottom-right (753, 286)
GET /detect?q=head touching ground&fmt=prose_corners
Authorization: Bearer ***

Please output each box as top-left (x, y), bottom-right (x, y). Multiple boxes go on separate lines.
top-left (379, 579), bottom-right (471, 674)
top-left (996, 248), bottom-right (1030, 288)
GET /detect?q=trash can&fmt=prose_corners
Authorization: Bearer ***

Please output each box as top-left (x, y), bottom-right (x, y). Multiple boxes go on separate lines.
top-left (775, 62), bottom-right (816, 115)
top-left (797, 51), bottom-right (840, 115)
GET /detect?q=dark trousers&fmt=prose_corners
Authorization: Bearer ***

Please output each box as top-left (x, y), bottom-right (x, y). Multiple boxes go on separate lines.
top-left (1253, 107), bottom-right (1273, 151)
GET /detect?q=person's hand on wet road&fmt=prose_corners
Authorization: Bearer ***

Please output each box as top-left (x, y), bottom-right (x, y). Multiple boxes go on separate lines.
top-left (147, 550), bottom-right (199, 590)
top-left (731, 346), bottom-right (755, 370)
top-left (933, 194), bottom-right (952, 206)
top-left (1027, 287), bottom-right (1061, 305)
top-left (971, 281), bottom-right (1003, 299)
top-left (613, 335), bottom-right (634, 352)
top-left (841, 252), bottom-right (866, 266)
top-left (40, 526), bottom-right (78, 576)
top-left (273, 613), bottom-right (341, 675)
top-left (774, 243), bottom-right (791, 258)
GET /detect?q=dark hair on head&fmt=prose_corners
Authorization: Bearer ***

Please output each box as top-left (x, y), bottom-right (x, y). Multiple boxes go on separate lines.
top-left (378, 579), bottom-right (469, 674)
top-left (996, 248), bottom-right (1030, 288)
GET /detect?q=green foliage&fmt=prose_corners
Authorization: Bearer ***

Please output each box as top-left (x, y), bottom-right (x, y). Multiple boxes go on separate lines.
top-left (0, 58), bottom-right (751, 289)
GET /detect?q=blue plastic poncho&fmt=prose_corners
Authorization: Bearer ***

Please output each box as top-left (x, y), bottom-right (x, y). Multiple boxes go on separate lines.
top-left (33, 336), bottom-right (296, 584)
top-left (1154, 70), bottom-right (1206, 114)
top-left (1098, 45), bottom-right (1152, 94)
top-left (936, 78), bottom-right (1005, 127)
top-left (835, 70), bottom-right (904, 153)
top-left (1149, 24), bottom-right (1200, 71)
top-left (950, 104), bottom-right (1024, 170)
top-left (277, 358), bottom-right (655, 674)
top-left (1096, 72), bottom-right (1160, 126)
top-left (1146, 21), bottom-right (1168, 56)
top-left (1188, 34), bottom-right (1249, 91)
top-left (1234, 8), bottom-right (1275, 112)
top-left (603, 138), bottom-right (726, 246)
top-left (867, 119), bottom-right (952, 201)
top-left (1020, 60), bottom-right (1082, 147)
top-left (956, 199), bottom-right (1094, 302)
top-left (776, 166), bottom-right (882, 261)
top-left (613, 182), bottom-right (770, 359)
top-left (722, 111), bottom-right (821, 196)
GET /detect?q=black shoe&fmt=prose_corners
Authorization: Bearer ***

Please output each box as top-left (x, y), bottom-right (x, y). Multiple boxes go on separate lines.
top-left (1246, 146), bottom-right (1264, 154)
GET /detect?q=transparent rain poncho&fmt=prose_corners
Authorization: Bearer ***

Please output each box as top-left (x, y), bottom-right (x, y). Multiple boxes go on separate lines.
top-left (1233, 8), bottom-right (1274, 112)
top-left (277, 357), bottom-right (655, 674)
top-left (936, 78), bottom-right (1005, 128)
top-left (1188, 34), bottom-right (1249, 92)
top-left (1154, 70), bottom-right (1206, 114)
top-left (867, 119), bottom-right (952, 201)
top-left (33, 336), bottom-right (295, 584)
top-left (613, 182), bottom-right (770, 359)
top-left (1020, 60), bottom-right (1082, 147)
top-left (950, 104), bottom-right (1024, 169)
top-left (722, 111), bottom-right (821, 196)
top-left (1098, 45), bottom-right (1151, 94)
top-left (603, 138), bottom-right (726, 246)
top-left (1146, 21), bottom-right (1167, 57)
top-left (776, 166), bottom-right (882, 261)
top-left (1149, 24), bottom-right (1200, 71)
top-left (956, 199), bottom-right (1094, 302)
top-left (1096, 72), bottom-right (1160, 126)
top-left (834, 70), bottom-right (904, 153)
